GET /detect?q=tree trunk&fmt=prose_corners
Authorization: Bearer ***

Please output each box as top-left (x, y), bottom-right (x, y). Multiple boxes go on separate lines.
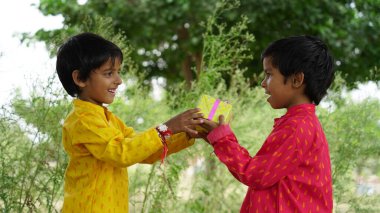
top-left (182, 55), bottom-right (193, 89)
top-left (177, 26), bottom-right (194, 89)
top-left (194, 52), bottom-right (202, 80)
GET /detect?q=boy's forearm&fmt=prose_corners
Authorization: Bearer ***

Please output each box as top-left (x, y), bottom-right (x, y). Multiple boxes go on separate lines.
top-left (209, 133), bottom-right (258, 187)
top-left (84, 127), bottom-right (165, 167)
top-left (209, 126), bottom-right (302, 190)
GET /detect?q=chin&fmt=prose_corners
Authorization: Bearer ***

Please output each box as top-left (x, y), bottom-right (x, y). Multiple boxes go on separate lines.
top-left (104, 100), bottom-right (114, 105)
top-left (269, 104), bottom-right (280, 109)
top-left (99, 98), bottom-right (113, 105)
top-left (268, 101), bottom-right (283, 109)
top-left (267, 98), bottom-right (275, 108)
top-left (268, 102), bottom-right (276, 109)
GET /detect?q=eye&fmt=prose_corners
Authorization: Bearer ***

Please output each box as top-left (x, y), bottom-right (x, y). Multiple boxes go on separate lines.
top-left (104, 71), bottom-right (113, 77)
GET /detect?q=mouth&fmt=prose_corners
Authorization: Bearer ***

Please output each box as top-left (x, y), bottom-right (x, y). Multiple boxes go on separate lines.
top-left (108, 89), bottom-right (117, 94)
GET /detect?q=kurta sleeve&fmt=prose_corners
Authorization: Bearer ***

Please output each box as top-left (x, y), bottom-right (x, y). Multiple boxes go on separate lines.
top-left (141, 132), bottom-right (195, 164)
top-left (71, 112), bottom-right (163, 168)
top-left (207, 123), bottom-right (308, 190)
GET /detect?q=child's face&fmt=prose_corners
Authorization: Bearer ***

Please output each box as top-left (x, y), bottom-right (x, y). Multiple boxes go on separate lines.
top-left (261, 57), bottom-right (298, 109)
top-left (77, 58), bottom-right (122, 106)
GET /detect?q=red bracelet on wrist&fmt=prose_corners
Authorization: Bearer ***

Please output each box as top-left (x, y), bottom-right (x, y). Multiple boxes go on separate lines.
top-left (155, 124), bottom-right (173, 164)
top-left (156, 124), bottom-right (172, 140)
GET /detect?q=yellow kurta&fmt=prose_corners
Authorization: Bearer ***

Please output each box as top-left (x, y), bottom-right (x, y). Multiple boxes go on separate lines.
top-left (61, 99), bottom-right (194, 213)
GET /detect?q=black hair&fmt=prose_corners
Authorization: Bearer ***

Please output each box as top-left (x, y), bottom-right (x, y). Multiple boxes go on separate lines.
top-left (261, 35), bottom-right (334, 105)
top-left (56, 32), bottom-right (123, 97)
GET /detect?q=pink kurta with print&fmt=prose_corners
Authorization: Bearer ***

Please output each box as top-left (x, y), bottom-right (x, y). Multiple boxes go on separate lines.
top-left (207, 104), bottom-right (333, 213)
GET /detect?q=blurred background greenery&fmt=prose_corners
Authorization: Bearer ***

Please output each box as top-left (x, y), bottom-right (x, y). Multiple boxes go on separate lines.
top-left (1, 0), bottom-right (380, 212)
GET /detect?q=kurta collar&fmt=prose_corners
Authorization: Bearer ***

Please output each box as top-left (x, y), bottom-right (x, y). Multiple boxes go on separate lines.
top-left (286, 103), bottom-right (315, 116)
top-left (274, 104), bottom-right (315, 127)
top-left (73, 99), bottom-right (108, 114)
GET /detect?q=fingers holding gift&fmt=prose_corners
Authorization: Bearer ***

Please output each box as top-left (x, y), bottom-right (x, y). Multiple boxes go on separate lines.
top-left (164, 108), bottom-right (204, 134)
top-left (183, 108), bottom-right (203, 118)
top-left (199, 115), bottom-right (225, 132)
top-left (184, 125), bottom-right (200, 136)
top-left (199, 119), bottom-right (218, 132)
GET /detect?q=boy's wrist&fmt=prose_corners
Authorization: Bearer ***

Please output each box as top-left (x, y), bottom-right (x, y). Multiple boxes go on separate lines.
top-left (155, 124), bottom-right (173, 164)
top-left (207, 124), bottom-right (232, 145)
top-left (156, 124), bottom-right (173, 141)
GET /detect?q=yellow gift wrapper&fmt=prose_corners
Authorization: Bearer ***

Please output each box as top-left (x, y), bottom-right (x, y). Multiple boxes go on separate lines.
top-left (197, 94), bottom-right (232, 123)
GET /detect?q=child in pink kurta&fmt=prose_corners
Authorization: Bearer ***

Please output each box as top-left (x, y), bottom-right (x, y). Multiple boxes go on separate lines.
top-left (207, 104), bottom-right (332, 212)
top-left (201, 36), bottom-right (335, 212)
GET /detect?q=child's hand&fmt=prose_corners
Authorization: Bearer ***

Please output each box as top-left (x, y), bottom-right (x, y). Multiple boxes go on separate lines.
top-left (192, 115), bottom-right (224, 145)
top-left (200, 115), bottom-right (225, 132)
top-left (164, 108), bottom-right (204, 135)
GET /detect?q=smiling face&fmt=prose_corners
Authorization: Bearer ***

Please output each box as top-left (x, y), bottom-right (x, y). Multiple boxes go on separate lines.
top-left (261, 57), bottom-right (309, 109)
top-left (74, 57), bottom-right (122, 106)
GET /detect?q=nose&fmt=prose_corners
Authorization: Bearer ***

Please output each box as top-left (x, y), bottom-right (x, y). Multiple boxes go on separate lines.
top-left (261, 78), bottom-right (266, 88)
top-left (115, 73), bottom-right (123, 85)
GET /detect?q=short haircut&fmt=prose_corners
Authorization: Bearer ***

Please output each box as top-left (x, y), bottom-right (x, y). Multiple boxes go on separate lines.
top-left (56, 32), bottom-right (123, 97)
top-left (261, 35), bottom-right (334, 105)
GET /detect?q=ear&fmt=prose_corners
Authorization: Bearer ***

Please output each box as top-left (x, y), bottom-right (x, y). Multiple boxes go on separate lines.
top-left (72, 70), bottom-right (87, 88)
top-left (292, 72), bottom-right (305, 88)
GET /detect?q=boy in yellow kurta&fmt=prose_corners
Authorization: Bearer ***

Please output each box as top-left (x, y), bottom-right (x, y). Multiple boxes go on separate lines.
top-left (56, 32), bottom-right (204, 212)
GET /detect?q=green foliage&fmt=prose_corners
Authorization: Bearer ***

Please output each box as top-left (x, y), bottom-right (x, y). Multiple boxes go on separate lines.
top-left (231, 0), bottom-right (380, 84)
top-left (31, 0), bottom-right (380, 86)
top-left (0, 77), bottom-right (71, 212)
top-left (321, 98), bottom-right (380, 211)
top-left (167, 0), bottom-right (255, 109)
top-left (0, 107), bottom-right (31, 212)
top-left (33, 0), bottom-right (220, 84)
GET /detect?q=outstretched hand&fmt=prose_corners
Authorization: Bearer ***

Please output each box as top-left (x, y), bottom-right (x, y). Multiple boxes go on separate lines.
top-left (164, 108), bottom-right (204, 135)
top-left (200, 115), bottom-right (225, 132)
top-left (191, 115), bottom-right (225, 144)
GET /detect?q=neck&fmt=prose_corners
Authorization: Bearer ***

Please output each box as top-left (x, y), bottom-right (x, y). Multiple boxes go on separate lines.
top-left (287, 95), bottom-right (312, 109)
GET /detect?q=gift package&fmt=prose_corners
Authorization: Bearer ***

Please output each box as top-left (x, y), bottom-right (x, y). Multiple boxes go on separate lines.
top-left (197, 94), bottom-right (233, 123)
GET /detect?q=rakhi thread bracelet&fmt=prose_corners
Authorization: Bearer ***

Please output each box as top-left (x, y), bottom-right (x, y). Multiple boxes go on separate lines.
top-left (155, 124), bottom-right (173, 164)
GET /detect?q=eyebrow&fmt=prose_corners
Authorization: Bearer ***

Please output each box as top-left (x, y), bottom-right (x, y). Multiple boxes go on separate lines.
top-left (102, 66), bottom-right (117, 71)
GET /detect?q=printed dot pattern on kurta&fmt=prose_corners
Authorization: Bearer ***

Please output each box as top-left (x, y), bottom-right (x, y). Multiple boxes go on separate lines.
top-left (61, 99), bottom-right (194, 212)
top-left (207, 104), bottom-right (333, 213)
